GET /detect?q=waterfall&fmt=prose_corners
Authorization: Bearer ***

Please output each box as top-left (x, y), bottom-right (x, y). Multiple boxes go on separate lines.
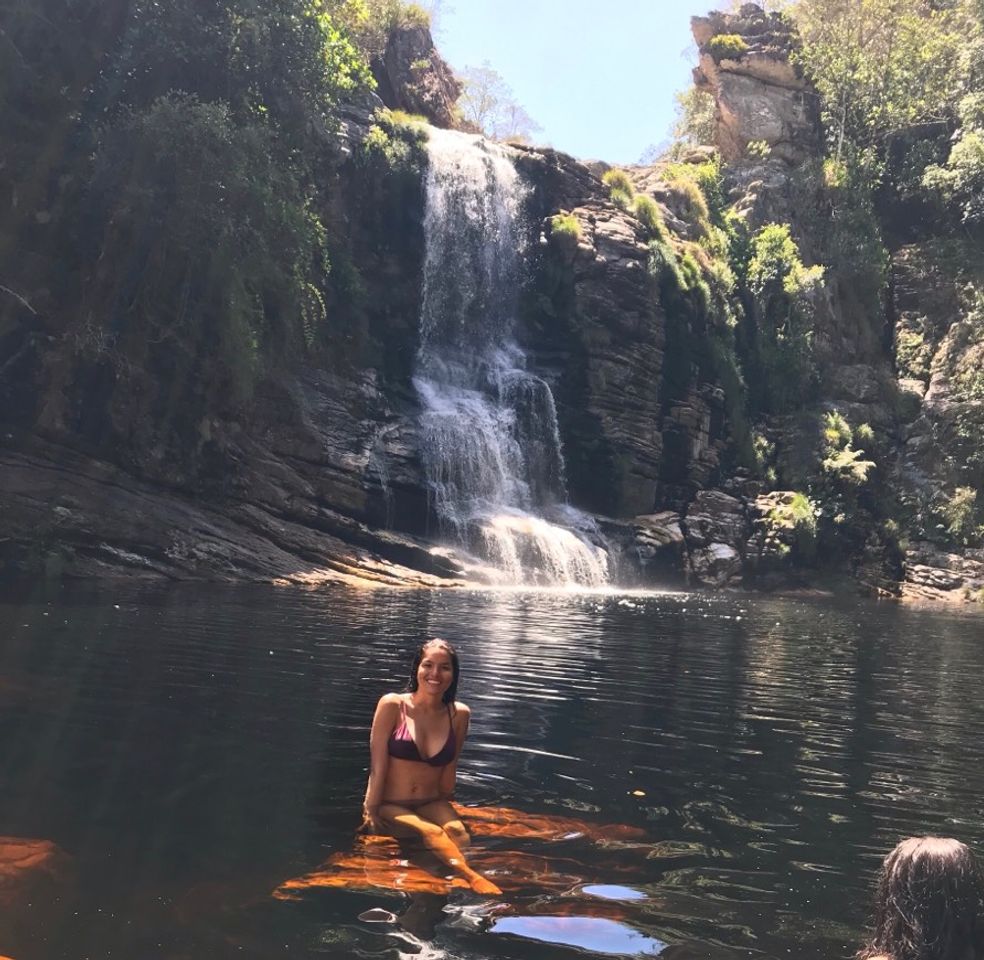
top-left (413, 128), bottom-right (610, 588)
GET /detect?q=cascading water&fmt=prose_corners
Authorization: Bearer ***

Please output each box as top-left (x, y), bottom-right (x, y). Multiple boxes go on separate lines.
top-left (414, 128), bottom-right (610, 588)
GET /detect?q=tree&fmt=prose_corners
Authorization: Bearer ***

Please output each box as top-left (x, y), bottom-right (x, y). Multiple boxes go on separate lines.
top-left (786, 0), bottom-right (964, 169)
top-left (456, 61), bottom-right (540, 143)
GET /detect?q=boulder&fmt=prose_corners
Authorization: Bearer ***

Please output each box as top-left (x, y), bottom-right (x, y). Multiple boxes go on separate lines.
top-left (683, 490), bottom-right (747, 548)
top-left (683, 491), bottom-right (749, 586)
top-left (690, 542), bottom-right (743, 586)
top-left (623, 512), bottom-right (687, 582)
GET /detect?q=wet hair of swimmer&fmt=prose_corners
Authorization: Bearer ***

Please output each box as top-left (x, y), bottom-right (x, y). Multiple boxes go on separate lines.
top-left (859, 836), bottom-right (984, 960)
top-left (407, 638), bottom-right (460, 705)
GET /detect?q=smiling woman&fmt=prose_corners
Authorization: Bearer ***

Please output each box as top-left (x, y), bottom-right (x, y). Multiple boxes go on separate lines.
top-left (362, 638), bottom-right (502, 895)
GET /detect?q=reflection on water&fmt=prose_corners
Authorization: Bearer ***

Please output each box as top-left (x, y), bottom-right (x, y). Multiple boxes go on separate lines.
top-left (0, 582), bottom-right (983, 959)
top-left (491, 916), bottom-right (666, 955)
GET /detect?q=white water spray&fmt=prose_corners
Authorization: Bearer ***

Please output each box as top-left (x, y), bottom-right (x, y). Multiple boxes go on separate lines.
top-left (414, 128), bottom-right (609, 588)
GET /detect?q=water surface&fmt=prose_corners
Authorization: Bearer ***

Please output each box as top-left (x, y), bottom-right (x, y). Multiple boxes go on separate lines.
top-left (1, 582), bottom-right (983, 959)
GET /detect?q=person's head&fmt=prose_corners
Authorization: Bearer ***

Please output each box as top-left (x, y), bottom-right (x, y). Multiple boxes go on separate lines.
top-left (407, 638), bottom-right (459, 705)
top-left (860, 837), bottom-right (984, 960)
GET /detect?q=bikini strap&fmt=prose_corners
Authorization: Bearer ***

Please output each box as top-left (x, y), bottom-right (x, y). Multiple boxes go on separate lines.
top-left (394, 696), bottom-right (407, 734)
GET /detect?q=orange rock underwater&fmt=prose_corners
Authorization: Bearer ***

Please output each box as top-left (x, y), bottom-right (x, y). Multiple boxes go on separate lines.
top-left (273, 804), bottom-right (645, 900)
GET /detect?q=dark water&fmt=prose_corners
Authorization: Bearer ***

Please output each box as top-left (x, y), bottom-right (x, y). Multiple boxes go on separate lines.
top-left (1, 582), bottom-right (983, 960)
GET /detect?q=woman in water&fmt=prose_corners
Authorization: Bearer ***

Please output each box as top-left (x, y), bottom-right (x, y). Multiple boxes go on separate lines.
top-left (859, 836), bottom-right (984, 960)
top-left (362, 638), bottom-right (501, 895)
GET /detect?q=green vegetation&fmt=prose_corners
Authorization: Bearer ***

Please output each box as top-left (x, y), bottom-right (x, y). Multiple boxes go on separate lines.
top-left (549, 213), bottom-right (583, 247)
top-left (337, 0), bottom-right (434, 58)
top-left (896, 326), bottom-right (931, 380)
top-left (632, 196), bottom-right (667, 240)
top-left (745, 224), bottom-right (824, 413)
top-left (762, 492), bottom-right (819, 560)
top-left (787, 0), bottom-right (964, 173)
top-left (707, 34), bottom-right (749, 62)
top-left (821, 412), bottom-right (876, 487)
top-left (746, 140), bottom-right (772, 161)
top-left (362, 107), bottom-right (429, 167)
top-left (941, 486), bottom-right (982, 544)
top-left (923, 131), bottom-right (984, 224)
top-left (0, 0), bottom-right (428, 462)
top-left (602, 169), bottom-right (635, 210)
top-left (662, 156), bottom-right (725, 228)
top-left (671, 87), bottom-right (716, 150)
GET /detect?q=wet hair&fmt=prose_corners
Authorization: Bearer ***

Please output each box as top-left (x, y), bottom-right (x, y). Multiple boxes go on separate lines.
top-left (859, 837), bottom-right (984, 960)
top-left (407, 638), bottom-right (460, 705)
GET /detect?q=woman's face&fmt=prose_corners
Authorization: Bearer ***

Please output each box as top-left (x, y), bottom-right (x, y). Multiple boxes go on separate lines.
top-left (417, 644), bottom-right (454, 698)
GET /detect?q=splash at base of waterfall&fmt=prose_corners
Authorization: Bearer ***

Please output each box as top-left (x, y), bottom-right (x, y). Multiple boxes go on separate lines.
top-left (478, 513), bottom-right (610, 588)
top-left (452, 510), bottom-right (610, 589)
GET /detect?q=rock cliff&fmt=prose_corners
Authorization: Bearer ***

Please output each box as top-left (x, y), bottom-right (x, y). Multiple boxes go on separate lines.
top-left (1, 9), bottom-right (981, 601)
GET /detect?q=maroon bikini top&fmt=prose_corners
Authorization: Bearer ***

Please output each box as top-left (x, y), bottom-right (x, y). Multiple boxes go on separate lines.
top-left (387, 700), bottom-right (457, 767)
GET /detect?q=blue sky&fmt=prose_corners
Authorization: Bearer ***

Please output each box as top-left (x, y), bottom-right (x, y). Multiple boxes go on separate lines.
top-left (434, 0), bottom-right (719, 164)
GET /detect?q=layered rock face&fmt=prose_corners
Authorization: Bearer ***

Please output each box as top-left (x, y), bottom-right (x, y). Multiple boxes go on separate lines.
top-left (692, 4), bottom-right (818, 166)
top-left (888, 244), bottom-right (984, 602)
top-left (516, 152), bottom-right (666, 518)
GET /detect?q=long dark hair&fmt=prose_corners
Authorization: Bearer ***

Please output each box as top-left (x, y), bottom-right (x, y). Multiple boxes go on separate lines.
top-left (859, 837), bottom-right (984, 960)
top-left (407, 638), bottom-right (460, 705)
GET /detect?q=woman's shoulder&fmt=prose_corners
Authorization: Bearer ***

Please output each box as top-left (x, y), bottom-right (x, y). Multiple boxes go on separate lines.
top-left (376, 692), bottom-right (405, 710)
top-left (453, 700), bottom-right (471, 718)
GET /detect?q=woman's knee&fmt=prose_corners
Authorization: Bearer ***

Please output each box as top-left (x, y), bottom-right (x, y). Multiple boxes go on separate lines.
top-left (443, 821), bottom-right (470, 847)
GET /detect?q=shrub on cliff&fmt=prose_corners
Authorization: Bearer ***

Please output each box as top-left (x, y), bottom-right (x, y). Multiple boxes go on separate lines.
top-left (362, 108), bottom-right (429, 168)
top-left (940, 486), bottom-right (982, 545)
top-left (747, 224), bottom-right (824, 412)
top-left (821, 412), bottom-right (876, 487)
top-left (102, 0), bottom-right (372, 137)
top-left (632, 195), bottom-right (667, 240)
top-left (333, 0), bottom-right (433, 60)
top-left (661, 157), bottom-right (724, 233)
top-left (671, 86), bottom-right (716, 150)
top-left (602, 169), bottom-right (635, 210)
top-left (647, 239), bottom-right (685, 290)
top-left (759, 492), bottom-right (819, 561)
top-left (707, 34), bottom-right (749, 63)
top-left (549, 213), bottom-right (583, 249)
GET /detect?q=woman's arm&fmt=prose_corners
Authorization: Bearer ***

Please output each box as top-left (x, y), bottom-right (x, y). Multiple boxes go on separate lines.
top-left (363, 694), bottom-right (399, 827)
top-left (439, 702), bottom-right (471, 801)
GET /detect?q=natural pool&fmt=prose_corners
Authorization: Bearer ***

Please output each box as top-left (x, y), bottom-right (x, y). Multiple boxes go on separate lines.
top-left (1, 582), bottom-right (983, 959)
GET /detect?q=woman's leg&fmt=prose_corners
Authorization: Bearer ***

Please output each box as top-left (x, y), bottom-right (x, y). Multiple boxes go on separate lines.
top-left (377, 803), bottom-right (501, 895)
top-left (414, 799), bottom-right (471, 850)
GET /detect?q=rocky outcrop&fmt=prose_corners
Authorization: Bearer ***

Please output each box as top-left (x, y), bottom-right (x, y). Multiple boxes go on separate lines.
top-left (692, 4), bottom-right (819, 166)
top-left (516, 148), bottom-right (731, 520)
top-left (0, 434), bottom-right (464, 585)
top-left (371, 24), bottom-right (462, 129)
top-left (527, 197), bottom-right (666, 517)
top-left (884, 242), bottom-right (984, 601)
top-left (903, 542), bottom-right (984, 603)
